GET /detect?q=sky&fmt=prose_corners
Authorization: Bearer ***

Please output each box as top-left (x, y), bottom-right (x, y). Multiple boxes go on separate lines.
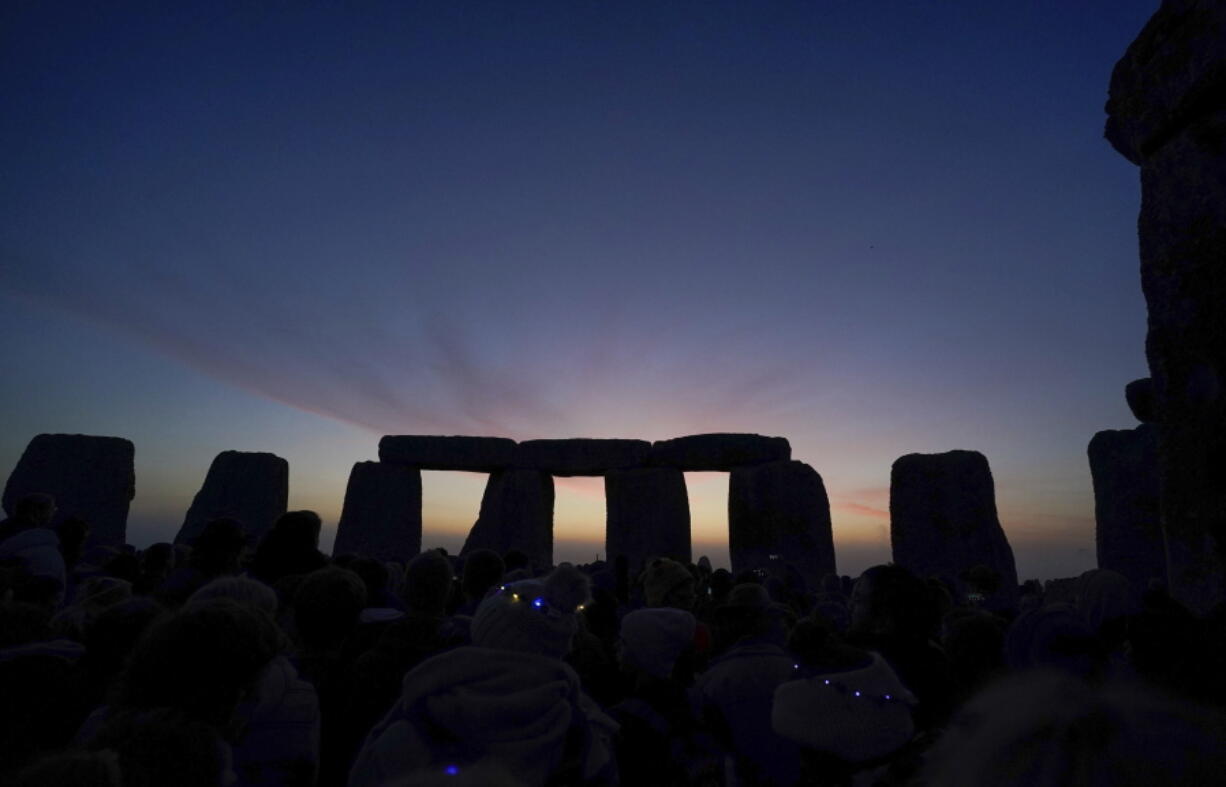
top-left (1, 0), bottom-right (1159, 580)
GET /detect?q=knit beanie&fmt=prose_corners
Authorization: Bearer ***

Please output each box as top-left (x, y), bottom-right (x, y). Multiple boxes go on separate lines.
top-left (620, 608), bottom-right (696, 679)
top-left (471, 564), bottom-right (590, 659)
top-left (642, 558), bottom-right (694, 608)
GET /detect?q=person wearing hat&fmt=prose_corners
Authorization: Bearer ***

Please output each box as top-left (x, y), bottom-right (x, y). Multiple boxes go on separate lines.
top-left (772, 617), bottom-right (917, 785)
top-left (612, 608), bottom-right (722, 786)
top-left (694, 583), bottom-right (802, 787)
top-left (155, 518), bottom-right (249, 608)
top-left (349, 564), bottom-right (618, 787)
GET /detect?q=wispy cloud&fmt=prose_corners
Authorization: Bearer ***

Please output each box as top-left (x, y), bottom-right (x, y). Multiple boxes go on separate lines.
top-left (2, 242), bottom-right (810, 443)
top-left (833, 501), bottom-right (890, 520)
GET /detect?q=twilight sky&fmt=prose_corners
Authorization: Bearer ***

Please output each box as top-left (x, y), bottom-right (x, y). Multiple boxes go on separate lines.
top-left (1, 0), bottom-right (1157, 579)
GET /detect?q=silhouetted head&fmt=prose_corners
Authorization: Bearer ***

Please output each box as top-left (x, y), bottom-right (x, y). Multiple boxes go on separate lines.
top-left (942, 608), bottom-right (1006, 692)
top-left (13, 493), bottom-right (57, 528)
top-left (850, 564), bottom-right (935, 640)
top-left (187, 575), bottom-right (278, 616)
top-left (403, 549), bottom-right (453, 616)
top-left (788, 616), bottom-right (870, 674)
top-left (140, 543), bottom-right (175, 575)
top-left (349, 556), bottom-right (390, 607)
top-left (118, 598), bottom-right (279, 734)
top-left (55, 517), bottom-right (90, 566)
top-left (471, 563), bottom-right (590, 659)
top-left (292, 566), bottom-right (366, 652)
top-left (1075, 569), bottom-right (1140, 642)
top-left (461, 549), bottom-right (505, 603)
top-left (189, 518), bottom-right (247, 575)
top-left (1004, 603), bottom-right (1096, 678)
top-left (642, 558), bottom-right (696, 610)
top-left (709, 568), bottom-right (734, 603)
top-left (272, 510), bottom-right (322, 548)
top-left (618, 607), bottom-right (696, 680)
top-left (502, 549), bottom-right (530, 573)
top-left (715, 583), bottom-right (774, 644)
top-left (102, 552), bottom-right (140, 584)
top-left (83, 596), bottom-right (165, 680)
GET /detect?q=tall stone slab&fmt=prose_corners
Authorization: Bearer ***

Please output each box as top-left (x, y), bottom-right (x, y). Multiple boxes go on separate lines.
top-left (379, 435), bottom-right (517, 472)
top-left (1088, 426), bottom-right (1165, 589)
top-left (728, 460), bottom-right (834, 582)
top-left (890, 451), bottom-right (1018, 610)
top-left (175, 451), bottom-right (288, 545)
top-left (2, 434), bottom-right (135, 548)
top-left (649, 433), bottom-right (791, 471)
top-left (605, 467), bottom-right (691, 572)
top-left (462, 469), bottom-right (554, 568)
top-left (1106, 0), bottom-right (1226, 612)
top-left (334, 462), bottom-right (422, 561)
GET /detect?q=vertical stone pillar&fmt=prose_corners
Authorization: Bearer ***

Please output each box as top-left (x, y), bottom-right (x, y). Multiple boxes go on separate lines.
top-left (2, 434), bottom-right (135, 548)
top-left (605, 467), bottom-right (691, 572)
top-left (1088, 426), bottom-right (1165, 589)
top-left (728, 460), bottom-right (835, 583)
top-left (1106, 1), bottom-right (1226, 612)
top-left (890, 450), bottom-right (1019, 610)
top-left (175, 451), bottom-right (288, 545)
top-left (462, 469), bottom-right (554, 569)
top-left (334, 462), bottom-right (422, 561)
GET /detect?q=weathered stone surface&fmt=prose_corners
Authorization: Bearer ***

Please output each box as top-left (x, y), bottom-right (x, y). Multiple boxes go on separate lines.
top-left (2, 434), bottom-right (135, 548)
top-left (514, 439), bottom-right (650, 476)
top-left (649, 433), bottom-right (790, 471)
top-left (462, 469), bottom-right (554, 568)
top-left (1088, 426), bottom-right (1166, 589)
top-left (334, 462), bottom-right (422, 561)
top-left (175, 451), bottom-right (288, 545)
top-left (1125, 378), bottom-right (1159, 423)
top-left (728, 460), bottom-right (834, 582)
top-left (1105, 0), bottom-right (1226, 165)
top-left (605, 467), bottom-right (691, 571)
top-left (890, 450), bottom-right (1019, 610)
top-left (379, 435), bottom-right (516, 472)
top-left (1107, 1), bottom-right (1226, 613)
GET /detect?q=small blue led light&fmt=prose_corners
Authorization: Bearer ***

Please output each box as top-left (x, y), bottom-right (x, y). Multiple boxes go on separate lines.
top-left (793, 664), bottom-right (799, 669)
top-left (533, 597), bottom-right (544, 608)
top-left (884, 694), bottom-right (892, 700)
top-left (444, 765), bottom-right (459, 775)
top-left (823, 679), bottom-right (831, 685)
top-left (853, 691), bottom-right (861, 697)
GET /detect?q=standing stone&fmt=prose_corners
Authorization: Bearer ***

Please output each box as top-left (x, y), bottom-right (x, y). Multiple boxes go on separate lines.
top-left (175, 451), bottom-right (288, 545)
top-left (334, 462), bottom-right (422, 561)
top-left (1106, 0), bottom-right (1226, 612)
top-left (605, 467), bottom-right (691, 572)
top-left (649, 433), bottom-right (791, 471)
top-left (1088, 426), bottom-right (1165, 589)
top-left (462, 469), bottom-right (554, 568)
top-left (890, 450), bottom-right (1019, 610)
top-left (2, 434), bottom-right (135, 548)
top-left (728, 460), bottom-right (835, 582)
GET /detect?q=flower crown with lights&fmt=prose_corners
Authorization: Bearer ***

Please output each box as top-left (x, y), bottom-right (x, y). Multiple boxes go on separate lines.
top-left (789, 662), bottom-right (915, 709)
top-left (493, 563), bottom-right (591, 619)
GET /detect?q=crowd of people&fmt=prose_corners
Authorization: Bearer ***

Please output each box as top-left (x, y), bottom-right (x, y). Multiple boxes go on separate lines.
top-left (2, 491), bottom-right (1225, 786)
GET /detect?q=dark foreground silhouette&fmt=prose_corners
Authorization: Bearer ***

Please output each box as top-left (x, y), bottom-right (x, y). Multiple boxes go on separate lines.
top-left (3, 497), bottom-right (1226, 786)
